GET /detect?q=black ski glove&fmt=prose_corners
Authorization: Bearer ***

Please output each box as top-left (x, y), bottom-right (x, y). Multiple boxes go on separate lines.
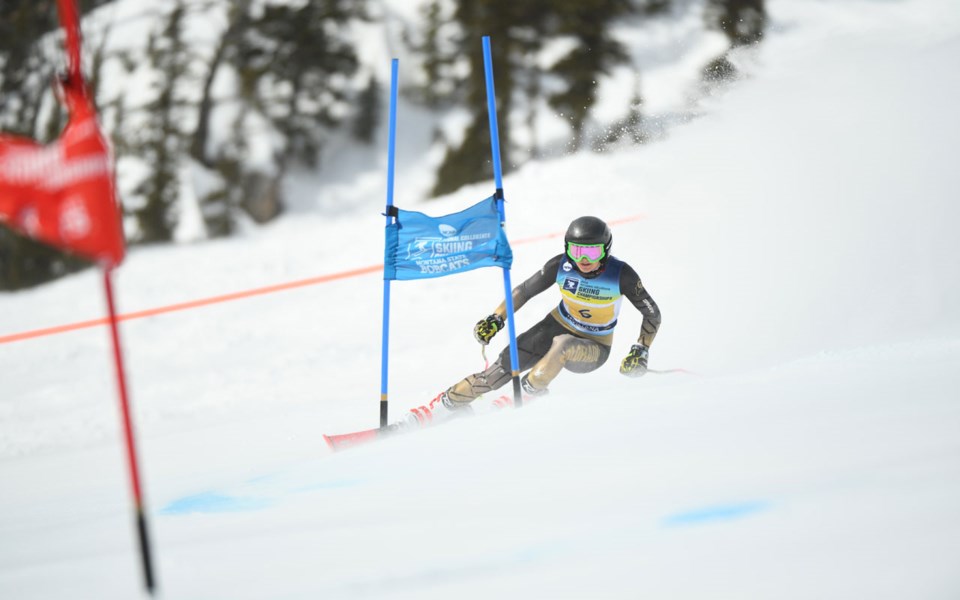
top-left (474, 313), bottom-right (504, 345)
top-left (620, 344), bottom-right (649, 377)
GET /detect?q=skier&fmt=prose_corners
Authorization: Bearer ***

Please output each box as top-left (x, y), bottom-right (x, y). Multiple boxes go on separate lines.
top-left (404, 215), bottom-right (661, 427)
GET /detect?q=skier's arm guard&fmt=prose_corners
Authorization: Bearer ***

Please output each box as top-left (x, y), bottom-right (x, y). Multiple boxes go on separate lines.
top-left (620, 264), bottom-right (661, 348)
top-left (491, 254), bottom-right (563, 320)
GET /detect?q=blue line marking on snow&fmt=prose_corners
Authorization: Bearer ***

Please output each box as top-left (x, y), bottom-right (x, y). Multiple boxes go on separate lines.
top-left (160, 492), bottom-right (273, 515)
top-left (662, 501), bottom-right (771, 527)
top-left (160, 478), bottom-right (362, 516)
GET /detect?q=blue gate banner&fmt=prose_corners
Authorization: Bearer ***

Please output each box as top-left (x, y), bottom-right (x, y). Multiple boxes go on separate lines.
top-left (384, 196), bottom-right (512, 280)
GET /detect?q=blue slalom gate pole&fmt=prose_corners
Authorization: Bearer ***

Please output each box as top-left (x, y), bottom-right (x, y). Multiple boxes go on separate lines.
top-left (482, 36), bottom-right (523, 408)
top-left (380, 59), bottom-right (399, 428)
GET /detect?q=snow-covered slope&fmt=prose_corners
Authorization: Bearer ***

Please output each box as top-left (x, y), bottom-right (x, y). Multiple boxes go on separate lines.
top-left (2, 0), bottom-right (959, 598)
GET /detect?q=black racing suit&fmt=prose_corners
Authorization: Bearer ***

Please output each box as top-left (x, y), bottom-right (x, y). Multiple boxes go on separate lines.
top-left (445, 253), bottom-right (661, 404)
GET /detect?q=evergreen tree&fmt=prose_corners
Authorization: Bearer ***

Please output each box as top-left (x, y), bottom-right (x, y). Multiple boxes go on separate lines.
top-left (229, 0), bottom-right (366, 166)
top-left (637, 0), bottom-right (673, 15)
top-left (190, 0), bottom-right (368, 231)
top-left (701, 0), bottom-right (765, 86)
top-left (705, 0), bottom-right (766, 47)
top-left (429, 0), bottom-right (636, 196)
top-left (191, 1), bottom-right (246, 169)
top-left (431, 0), bottom-right (555, 196)
top-left (190, 1), bottom-right (250, 237)
top-left (404, 0), bottom-right (458, 108)
top-left (547, 0), bottom-right (633, 151)
top-left (702, 54), bottom-right (737, 83)
top-left (353, 74), bottom-right (381, 144)
top-left (598, 76), bottom-right (645, 149)
top-left (0, 1), bottom-right (57, 138)
top-left (133, 1), bottom-right (190, 243)
top-left (0, 230), bottom-right (91, 291)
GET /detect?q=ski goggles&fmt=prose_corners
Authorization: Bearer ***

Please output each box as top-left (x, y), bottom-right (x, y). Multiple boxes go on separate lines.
top-left (566, 242), bottom-right (605, 263)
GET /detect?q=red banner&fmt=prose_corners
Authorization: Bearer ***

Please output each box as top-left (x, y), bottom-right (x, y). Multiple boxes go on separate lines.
top-left (0, 0), bottom-right (124, 267)
top-left (0, 81), bottom-right (125, 267)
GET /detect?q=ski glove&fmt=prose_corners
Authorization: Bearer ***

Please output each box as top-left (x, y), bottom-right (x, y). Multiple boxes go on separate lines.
top-left (620, 344), bottom-right (649, 377)
top-left (474, 313), bottom-right (504, 345)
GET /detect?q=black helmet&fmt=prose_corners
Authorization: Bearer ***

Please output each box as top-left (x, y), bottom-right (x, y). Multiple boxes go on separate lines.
top-left (565, 216), bottom-right (612, 255)
top-left (564, 216), bottom-right (612, 275)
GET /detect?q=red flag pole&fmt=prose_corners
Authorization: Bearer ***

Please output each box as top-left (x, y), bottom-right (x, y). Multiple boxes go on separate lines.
top-left (52, 0), bottom-right (151, 587)
top-left (103, 267), bottom-right (156, 595)
top-left (57, 0), bottom-right (82, 81)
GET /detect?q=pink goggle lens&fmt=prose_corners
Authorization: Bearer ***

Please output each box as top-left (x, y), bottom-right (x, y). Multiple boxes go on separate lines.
top-left (566, 243), bottom-right (605, 263)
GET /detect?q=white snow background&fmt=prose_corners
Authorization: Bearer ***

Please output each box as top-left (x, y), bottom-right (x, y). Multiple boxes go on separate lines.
top-left (2, 0), bottom-right (960, 598)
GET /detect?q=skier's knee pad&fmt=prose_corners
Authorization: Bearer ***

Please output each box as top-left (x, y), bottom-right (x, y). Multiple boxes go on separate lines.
top-left (543, 334), bottom-right (605, 374)
top-left (546, 334), bottom-right (597, 363)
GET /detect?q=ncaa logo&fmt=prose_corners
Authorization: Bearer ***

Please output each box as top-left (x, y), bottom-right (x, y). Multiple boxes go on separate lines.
top-left (438, 224), bottom-right (457, 237)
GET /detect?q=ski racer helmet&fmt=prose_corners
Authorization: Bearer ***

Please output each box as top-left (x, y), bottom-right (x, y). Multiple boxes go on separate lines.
top-left (564, 216), bottom-right (612, 273)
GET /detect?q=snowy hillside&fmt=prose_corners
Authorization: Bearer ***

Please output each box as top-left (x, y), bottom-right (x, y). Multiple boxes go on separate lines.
top-left (2, 0), bottom-right (960, 598)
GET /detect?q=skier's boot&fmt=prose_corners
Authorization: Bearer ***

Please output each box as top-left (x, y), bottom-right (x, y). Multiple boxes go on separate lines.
top-left (404, 391), bottom-right (473, 429)
top-left (492, 375), bottom-right (547, 410)
top-left (520, 373), bottom-right (549, 397)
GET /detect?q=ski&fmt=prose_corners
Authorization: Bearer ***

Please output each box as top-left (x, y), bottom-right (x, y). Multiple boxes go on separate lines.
top-left (324, 393), bottom-right (515, 453)
top-left (323, 424), bottom-right (402, 452)
top-left (324, 374), bottom-right (683, 453)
